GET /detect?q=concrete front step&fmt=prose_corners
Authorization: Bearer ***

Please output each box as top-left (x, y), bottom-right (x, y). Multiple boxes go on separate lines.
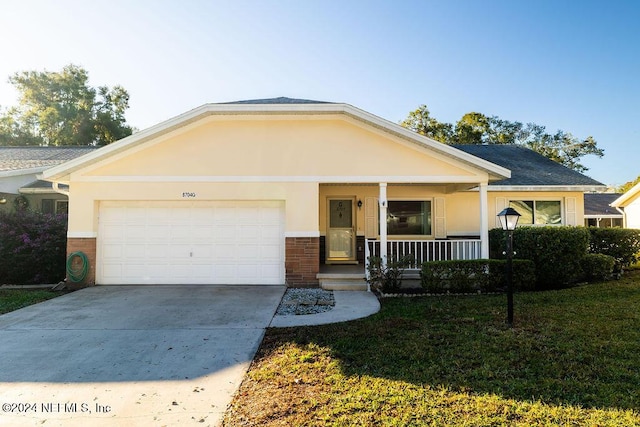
top-left (317, 273), bottom-right (367, 291)
top-left (320, 280), bottom-right (368, 291)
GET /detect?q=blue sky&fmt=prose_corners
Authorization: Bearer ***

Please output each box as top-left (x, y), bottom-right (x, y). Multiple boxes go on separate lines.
top-left (1, 0), bottom-right (638, 186)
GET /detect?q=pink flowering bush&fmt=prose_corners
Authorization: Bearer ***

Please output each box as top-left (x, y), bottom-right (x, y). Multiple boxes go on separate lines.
top-left (0, 210), bottom-right (67, 284)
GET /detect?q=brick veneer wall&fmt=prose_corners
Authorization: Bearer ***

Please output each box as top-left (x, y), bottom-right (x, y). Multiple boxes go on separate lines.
top-left (285, 237), bottom-right (319, 287)
top-left (66, 238), bottom-right (97, 287)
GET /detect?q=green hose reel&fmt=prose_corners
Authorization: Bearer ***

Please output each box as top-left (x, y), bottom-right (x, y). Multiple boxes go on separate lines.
top-left (66, 251), bottom-right (89, 283)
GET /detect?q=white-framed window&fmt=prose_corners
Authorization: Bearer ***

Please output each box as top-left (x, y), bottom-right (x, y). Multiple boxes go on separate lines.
top-left (42, 199), bottom-right (68, 214)
top-left (386, 200), bottom-right (432, 236)
top-left (509, 200), bottom-right (562, 225)
top-left (55, 200), bottom-right (69, 214)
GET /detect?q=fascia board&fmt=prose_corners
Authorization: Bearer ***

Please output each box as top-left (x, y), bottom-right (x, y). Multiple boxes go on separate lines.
top-left (487, 185), bottom-right (608, 192)
top-left (40, 102), bottom-right (511, 182)
top-left (18, 187), bottom-right (57, 195)
top-left (612, 182), bottom-right (640, 207)
top-left (0, 167), bottom-right (47, 178)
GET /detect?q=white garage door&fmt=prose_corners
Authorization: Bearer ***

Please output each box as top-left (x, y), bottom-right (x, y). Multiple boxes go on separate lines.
top-left (98, 201), bottom-right (285, 285)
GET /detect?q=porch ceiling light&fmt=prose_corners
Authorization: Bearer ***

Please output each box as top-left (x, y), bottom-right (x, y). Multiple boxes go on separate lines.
top-left (497, 207), bottom-right (521, 231)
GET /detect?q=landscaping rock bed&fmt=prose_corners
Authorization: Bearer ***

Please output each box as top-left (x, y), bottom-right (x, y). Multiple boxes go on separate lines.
top-left (276, 288), bottom-right (335, 315)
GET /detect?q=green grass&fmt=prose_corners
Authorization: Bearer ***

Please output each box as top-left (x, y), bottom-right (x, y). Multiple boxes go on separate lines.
top-left (224, 271), bottom-right (640, 426)
top-left (0, 289), bottom-right (65, 314)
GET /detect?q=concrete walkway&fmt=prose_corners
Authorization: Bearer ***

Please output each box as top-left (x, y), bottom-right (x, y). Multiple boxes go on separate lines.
top-left (270, 290), bottom-right (380, 327)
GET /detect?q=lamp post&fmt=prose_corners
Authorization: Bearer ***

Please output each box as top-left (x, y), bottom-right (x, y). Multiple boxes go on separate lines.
top-left (497, 207), bottom-right (520, 326)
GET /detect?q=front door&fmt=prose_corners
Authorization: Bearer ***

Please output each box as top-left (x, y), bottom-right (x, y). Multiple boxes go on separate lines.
top-left (326, 198), bottom-right (356, 263)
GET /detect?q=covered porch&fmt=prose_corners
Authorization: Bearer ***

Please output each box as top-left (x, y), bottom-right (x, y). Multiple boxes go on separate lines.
top-left (316, 181), bottom-right (490, 290)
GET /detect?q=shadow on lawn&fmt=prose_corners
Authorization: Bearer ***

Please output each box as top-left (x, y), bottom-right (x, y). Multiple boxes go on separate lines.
top-left (265, 283), bottom-right (640, 412)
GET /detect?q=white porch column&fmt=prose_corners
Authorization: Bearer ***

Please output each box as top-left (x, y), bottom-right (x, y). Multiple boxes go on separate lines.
top-left (479, 182), bottom-right (489, 259)
top-left (379, 183), bottom-right (388, 267)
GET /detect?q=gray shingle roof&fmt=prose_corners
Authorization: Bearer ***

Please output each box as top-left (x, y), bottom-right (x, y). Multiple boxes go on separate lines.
top-left (0, 147), bottom-right (97, 172)
top-left (452, 144), bottom-right (604, 187)
top-left (220, 97), bottom-right (334, 105)
top-left (584, 193), bottom-right (623, 216)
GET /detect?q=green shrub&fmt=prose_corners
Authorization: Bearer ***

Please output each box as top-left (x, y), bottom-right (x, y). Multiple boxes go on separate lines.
top-left (587, 227), bottom-right (640, 270)
top-left (0, 210), bottom-right (68, 285)
top-left (581, 253), bottom-right (616, 282)
top-left (487, 259), bottom-right (537, 292)
top-left (420, 259), bottom-right (536, 294)
top-left (490, 226), bottom-right (590, 290)
top-left (366, 255), bottom-right (414, 293)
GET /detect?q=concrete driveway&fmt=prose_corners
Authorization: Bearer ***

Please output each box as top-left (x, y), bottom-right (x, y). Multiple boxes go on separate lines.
top-left (0, 285), bottom-right (285, 426)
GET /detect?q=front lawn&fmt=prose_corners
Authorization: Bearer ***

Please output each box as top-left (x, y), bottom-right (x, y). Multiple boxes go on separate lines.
top-left (0, 289), bottom-right (65, 315)
top-left (224, 271), bottom-right (640, 426)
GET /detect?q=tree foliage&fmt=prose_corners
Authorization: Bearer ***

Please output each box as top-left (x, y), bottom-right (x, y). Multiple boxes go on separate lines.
top-left (0, 64), bottom-right (133, 146)
top-left (401, 105), bottom-right (603, 173)
top-left (619, 175), bottom-right (640, 193)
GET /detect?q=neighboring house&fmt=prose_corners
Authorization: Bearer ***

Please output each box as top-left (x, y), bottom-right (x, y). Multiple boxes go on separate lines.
top-left (612, 182), bottom-right (640, 229)
top-left (40, 98), bottom-right (606, 287)
top-left (583, 193), bottom-right (624, 228)
top-left (0, 147), bottom-right (97, 213)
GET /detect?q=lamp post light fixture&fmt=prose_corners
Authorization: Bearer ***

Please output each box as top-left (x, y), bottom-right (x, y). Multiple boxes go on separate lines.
top-left (497, 207), bottom-right (521, 326)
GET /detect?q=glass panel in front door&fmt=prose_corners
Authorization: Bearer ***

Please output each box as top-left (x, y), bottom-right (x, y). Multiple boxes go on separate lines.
top-left (328, 199), bottom-right (354, 260)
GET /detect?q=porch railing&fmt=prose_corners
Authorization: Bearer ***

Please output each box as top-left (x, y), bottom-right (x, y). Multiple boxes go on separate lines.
top-left (365, 238), bottom-right (482, 270)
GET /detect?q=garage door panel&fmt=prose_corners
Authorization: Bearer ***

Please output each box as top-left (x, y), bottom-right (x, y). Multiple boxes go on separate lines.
top-left (145, 225), bottom-right (169, 240)
top-left (125, 207), bottom-right (147, 222)
top-left (101, 263), bottom-right (122, 279)
top-left (147, 245), bottom-right (168, 258)
top-left (102, 224), bottom-right (125, 240)
top-left (191, 245), bottom-right (213, 258)
top-left (123, 264), bottom-right (146, 278)
top-left (124, 244), bottom-right (147, 259)
top-left (214, 207), bottom-right (237, 224)
top-left (99, 202), bottom-right (284, 285)
top-left (102, 244), bottom-right (123, 259)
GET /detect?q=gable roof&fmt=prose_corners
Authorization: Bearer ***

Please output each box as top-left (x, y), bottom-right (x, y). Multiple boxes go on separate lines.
top-left (41, 99), bottom-right (511, 183)
top-left (220, 97), bottom-right (333, 105)
top-left (584, 193), bottom-right (623, 217)
top-left (0, 146), bottom-right (97, 176)
top-left (612, 181), bottom-right (640, 207)
top-left (452, 144), bottom-right (605, 191)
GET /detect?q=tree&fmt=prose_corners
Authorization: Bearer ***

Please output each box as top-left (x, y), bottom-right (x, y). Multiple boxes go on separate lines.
top-left (619, 175), bottom-right (640, 193)
top-left (0, 64), bottom-right (132, 146)
top-left (400, 105), bottom-right (453, 143)
top-left (454, 112), bottom-right (491, 145)
top-left (400, 104), bottom-right (604, 173)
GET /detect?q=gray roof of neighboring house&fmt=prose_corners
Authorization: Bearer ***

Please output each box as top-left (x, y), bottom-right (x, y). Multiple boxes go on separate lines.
top-left (0, 147), bottom-right (97, 172)
top-left (584, 193), bottom-right (623, 216)
top-left (220, 97), bottom-right (334, 105)
top-left (452, 144), bottom-right (605, 187)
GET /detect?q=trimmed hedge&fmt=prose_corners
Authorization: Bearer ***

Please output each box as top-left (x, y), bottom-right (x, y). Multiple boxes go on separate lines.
top-left (490, 226), bottom-right (590, 290)
top-left (581, 253), bottom-right (616, 282)
top-left (587, 227), bottom-right (640, 269)
top-left (420, 259), bottom-right (536, 294)
top-left (0, 211), bottom-right (68, 285)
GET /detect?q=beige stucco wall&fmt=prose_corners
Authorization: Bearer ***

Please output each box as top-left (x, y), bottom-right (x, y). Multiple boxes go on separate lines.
top-left (66, 114), bottom-right (493, 235)
top-left (82, 116), bottom-right (480, 179)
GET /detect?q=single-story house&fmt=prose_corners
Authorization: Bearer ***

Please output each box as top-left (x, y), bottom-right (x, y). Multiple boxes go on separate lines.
top-left (0, 147), bottom-right (96, 213)
top-left (40, 97), bottom-right (606, 287)
top-left (583, 193), bottom-right (624, 228)
top-left (612, 182), bottom-right (640, 229)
